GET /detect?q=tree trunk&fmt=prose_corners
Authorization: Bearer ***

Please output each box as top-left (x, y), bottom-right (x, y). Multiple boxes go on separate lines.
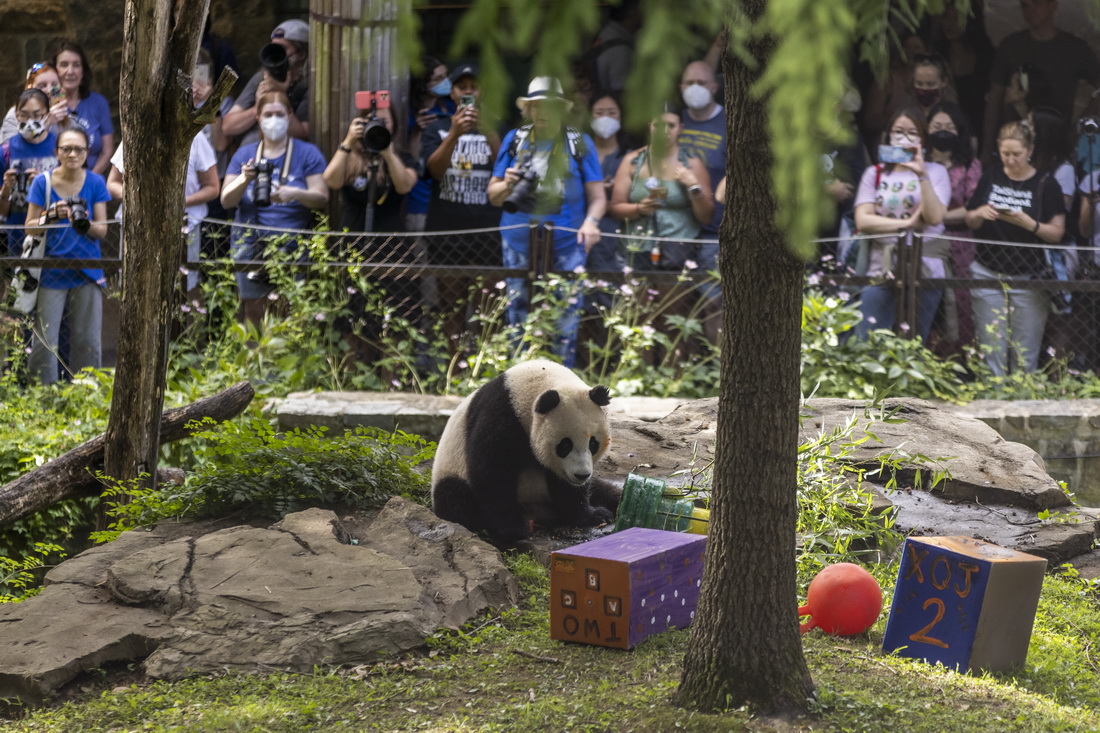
top-left (675, 1), bottom-right (815, 715)
top-left (103, 0), bottom-right (236, 493)
top-left (0, 381), bottom-right (254, 527)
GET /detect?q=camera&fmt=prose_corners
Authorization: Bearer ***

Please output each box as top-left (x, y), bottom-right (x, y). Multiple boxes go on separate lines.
top-left (253, 158), bottom-right (275, 207)
top-left (355, 90), bottom-right (392, 153)
top-left (259, 43), bottom-right (289, 83)
top-left (502, 154), bottom-right (541, 214)
top-left (459, 93), bottom-right (476, 108)
top-left (65, 197), bottom-right (89, 234)
top-left (8, 163), bottom-right (30, 212)
top-left (1078, 117), bottom-right (1100, 137)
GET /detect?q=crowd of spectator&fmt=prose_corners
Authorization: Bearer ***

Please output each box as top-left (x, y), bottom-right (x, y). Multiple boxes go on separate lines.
top-left (4, 0), bottom-right (1100, 382)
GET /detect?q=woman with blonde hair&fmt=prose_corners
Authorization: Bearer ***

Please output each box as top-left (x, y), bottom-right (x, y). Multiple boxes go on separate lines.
top-left (965, 120), bottom-right (1066, 375)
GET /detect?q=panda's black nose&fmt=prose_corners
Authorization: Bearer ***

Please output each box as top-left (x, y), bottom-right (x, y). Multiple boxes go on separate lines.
top-left (574, 471), bottom-right (591, 483)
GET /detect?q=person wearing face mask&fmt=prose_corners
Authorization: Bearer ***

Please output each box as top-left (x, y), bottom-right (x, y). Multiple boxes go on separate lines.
top-left (222, 20), bottom-right (311, 147)
top-left (586, 93), bottom-right (630, 259)
top-left (0, 89), bottom-right (61, 259)
top-left (221, 91), bottom-right (328, 326)
top-left (676, 60), bottom-right (726, 346)
top-left (406, 56), bottom-right (457, 234)
top-left (0, 64), bottom-right (71, 146)
top-left (965, 121), bottom-right (1066, 375)
top-left (910, 54), bottom-right (956, 121)
top-left (851, 106), bottom-right (949, 343)
top-left (925, 101), bottom-right (982, 356)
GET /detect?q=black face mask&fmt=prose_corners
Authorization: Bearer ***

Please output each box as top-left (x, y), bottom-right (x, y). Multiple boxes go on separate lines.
top-left (928, 130), bottom-right (959, 152)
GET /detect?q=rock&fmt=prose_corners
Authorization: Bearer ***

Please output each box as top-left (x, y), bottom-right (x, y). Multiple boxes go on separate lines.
top-left (799, 399), bottom-right (1071, 510)
top-left (598, 397), bottom-right (1093, 562)
top-left (0, 499), bottom-right (518, 702)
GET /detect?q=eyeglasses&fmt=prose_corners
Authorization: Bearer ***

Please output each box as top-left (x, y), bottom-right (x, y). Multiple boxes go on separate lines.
top-left (15, 113), bottom-right (47, 122)
top-left (59, 146), bottom-right (87, 155)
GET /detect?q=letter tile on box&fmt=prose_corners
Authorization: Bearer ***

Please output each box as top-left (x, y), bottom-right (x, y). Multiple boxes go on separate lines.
top-left (882, 536), bottom-right (1047, 672)
top-left (550, 527), bottom-right (706, 649)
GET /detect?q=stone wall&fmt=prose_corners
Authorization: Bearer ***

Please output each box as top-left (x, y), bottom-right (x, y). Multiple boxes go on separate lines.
top-left (952, 400), bottom-right (1100, 507)
top-left (0, 0), bottom-right (279, 130)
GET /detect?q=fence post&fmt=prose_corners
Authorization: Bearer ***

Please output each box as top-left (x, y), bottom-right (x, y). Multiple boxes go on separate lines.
top-left (894, 229), bottom-right (922, 340)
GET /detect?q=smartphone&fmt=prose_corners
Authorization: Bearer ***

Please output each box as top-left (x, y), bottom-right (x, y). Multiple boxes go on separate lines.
top-left (49, 83), bottom-right (65, 104)
top-left (194, 64), bottom-right (212, 87)
top-left (459, 93), bottom-right (476, 108)
top-left (355, 90), bottom-right (391, 110)
top-left (878, 144), bottom-right (915, 164)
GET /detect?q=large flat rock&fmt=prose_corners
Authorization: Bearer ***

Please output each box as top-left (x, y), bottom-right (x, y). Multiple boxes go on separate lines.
top-left (0, 498), bottom-right (518, 702)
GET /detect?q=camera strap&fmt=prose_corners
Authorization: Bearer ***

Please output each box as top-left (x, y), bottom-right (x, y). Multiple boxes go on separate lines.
top-left (255, 138), bottom-right (295, 189)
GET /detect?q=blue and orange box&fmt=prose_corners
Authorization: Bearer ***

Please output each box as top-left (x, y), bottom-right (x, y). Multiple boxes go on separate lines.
top-left (883, 536), bottom-right (1046, 672)
top-left (549, 527), bottom-right (706, 649)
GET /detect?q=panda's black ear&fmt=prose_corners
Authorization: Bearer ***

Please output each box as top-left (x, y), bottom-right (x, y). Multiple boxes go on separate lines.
top-left (536, 390), bottom-right (561, 414)
top-left (589, 386), bottom-right (611, 407)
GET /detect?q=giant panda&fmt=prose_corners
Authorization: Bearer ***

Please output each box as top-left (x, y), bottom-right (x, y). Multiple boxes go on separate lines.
top-left (431, 359), bottom-right (620, 543)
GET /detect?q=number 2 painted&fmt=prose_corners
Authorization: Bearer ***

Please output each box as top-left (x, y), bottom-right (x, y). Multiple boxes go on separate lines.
top-left (908, 597), bottom-right (949, 649)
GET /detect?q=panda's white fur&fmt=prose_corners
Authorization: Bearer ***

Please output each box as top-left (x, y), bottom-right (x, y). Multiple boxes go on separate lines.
top-left (431, 360), bottom-right (616, 542)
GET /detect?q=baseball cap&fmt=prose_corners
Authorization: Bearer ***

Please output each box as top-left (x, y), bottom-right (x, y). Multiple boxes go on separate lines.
top-left (448, 64), bottom-right (478, 84)
top-left (272, 19), bottom-right (309, 45)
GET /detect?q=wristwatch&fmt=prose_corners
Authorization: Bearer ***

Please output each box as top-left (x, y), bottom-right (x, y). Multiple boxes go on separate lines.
top-left (585, 215), bottom-right (600, 225)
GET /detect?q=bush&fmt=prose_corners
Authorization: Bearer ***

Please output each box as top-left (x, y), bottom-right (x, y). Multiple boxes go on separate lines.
top-left (93, 419), bottom-right (436, 540)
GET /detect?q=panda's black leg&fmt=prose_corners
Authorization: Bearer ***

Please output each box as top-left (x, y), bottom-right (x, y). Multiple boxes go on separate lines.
top-left (472, 483), bottom-right (531, 544)
top-left (433, 477), bottom-right (483, 532)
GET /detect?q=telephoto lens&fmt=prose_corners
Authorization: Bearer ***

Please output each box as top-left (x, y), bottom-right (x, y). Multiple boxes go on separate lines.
top-left (66, 197), bottom-right (90, 234)
top-left (253, 159), bottom-right (275, 207)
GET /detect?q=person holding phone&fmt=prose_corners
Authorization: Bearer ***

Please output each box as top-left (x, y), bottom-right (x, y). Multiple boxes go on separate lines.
top-left (851, 106), bottom-right (949, 342)
top-left (965, 120), bottom-right (1066, 375)
top-left (48, 42), bottom-right (114, 176)
top-left (0, 64), bottom-right (71, 146)
top-left (609, 106), bottom-right (712, 271)
top-left (406, 56), bottom-right (456, 233)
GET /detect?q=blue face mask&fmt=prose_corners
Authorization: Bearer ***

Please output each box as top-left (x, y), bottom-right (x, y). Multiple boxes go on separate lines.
top-left (431, 78), bottom-right (452, 97)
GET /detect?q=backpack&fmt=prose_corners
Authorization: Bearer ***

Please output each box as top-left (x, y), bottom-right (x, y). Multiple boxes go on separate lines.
top-left (506, 124), bottom-right (588, 166)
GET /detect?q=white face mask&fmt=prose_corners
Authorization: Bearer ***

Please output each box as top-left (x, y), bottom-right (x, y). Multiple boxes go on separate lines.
top-left (681, 83), bottom-right (712, 111)
top-left (590, 115), bottom-right (621, 139)
top-left (890, 132), bottom-right (917, 148)
top-left (260, 115), bottom-right (289, 141)
top-left (18, 119), bottom-right (46, 141)
top-left (839, 88), bottom-right (862, 114)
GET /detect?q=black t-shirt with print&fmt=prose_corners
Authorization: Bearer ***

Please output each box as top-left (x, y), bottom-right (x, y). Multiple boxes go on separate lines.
top-left (967, 167), bottom-right (1065, 276)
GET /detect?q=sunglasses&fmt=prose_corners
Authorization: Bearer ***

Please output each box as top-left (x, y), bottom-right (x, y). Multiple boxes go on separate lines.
top-left (25, 62), bottom-right (50, 81)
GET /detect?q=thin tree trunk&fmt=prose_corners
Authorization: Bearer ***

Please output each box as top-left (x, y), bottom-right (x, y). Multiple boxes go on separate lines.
top-left (675, 0), bottom-right (815, 714)
top-left (103, 0), bottom-right (235, 496)
top-left (0, 381), bottom-right (254, 527)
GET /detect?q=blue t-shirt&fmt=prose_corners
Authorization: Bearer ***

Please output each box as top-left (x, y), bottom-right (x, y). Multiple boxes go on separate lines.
top-left (228, 140), bottom-right (328, 251)
top-left (69, 93), bottom-right (114, 171)
top-left (679, 108), bottom-right (727, 235)
top-left (3, 132), bottom-right (59, 253)
top-left (492, 127), bottom-right (602, 252)
top-left (27, 170), bottom-right (110, 290)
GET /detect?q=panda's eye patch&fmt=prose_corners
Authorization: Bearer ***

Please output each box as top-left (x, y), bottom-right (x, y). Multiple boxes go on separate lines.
top-left (556, 438), bottom-right (573, 458)
top-left (589, 436), bottom-right (599, 455)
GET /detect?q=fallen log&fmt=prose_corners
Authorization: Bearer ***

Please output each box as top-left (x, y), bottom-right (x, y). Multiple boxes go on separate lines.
top-left (0, 381), bottom-right (254, 528)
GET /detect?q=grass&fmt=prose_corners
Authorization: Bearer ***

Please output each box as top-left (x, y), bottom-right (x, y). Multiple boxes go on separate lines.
top-left (2, 555), bottom-right (1099, 732)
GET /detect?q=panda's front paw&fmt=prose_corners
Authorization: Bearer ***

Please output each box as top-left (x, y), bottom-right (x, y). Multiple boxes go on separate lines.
top-left (589, 506), bottom-right (614, 525)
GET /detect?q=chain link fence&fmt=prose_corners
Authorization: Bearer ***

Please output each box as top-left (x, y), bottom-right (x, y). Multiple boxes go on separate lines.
top-left (5, 219), bottom-right (1100, 377)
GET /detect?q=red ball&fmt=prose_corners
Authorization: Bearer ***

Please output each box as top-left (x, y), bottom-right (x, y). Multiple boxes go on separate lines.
top-left (799, 563), bottom-right (883, 636)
